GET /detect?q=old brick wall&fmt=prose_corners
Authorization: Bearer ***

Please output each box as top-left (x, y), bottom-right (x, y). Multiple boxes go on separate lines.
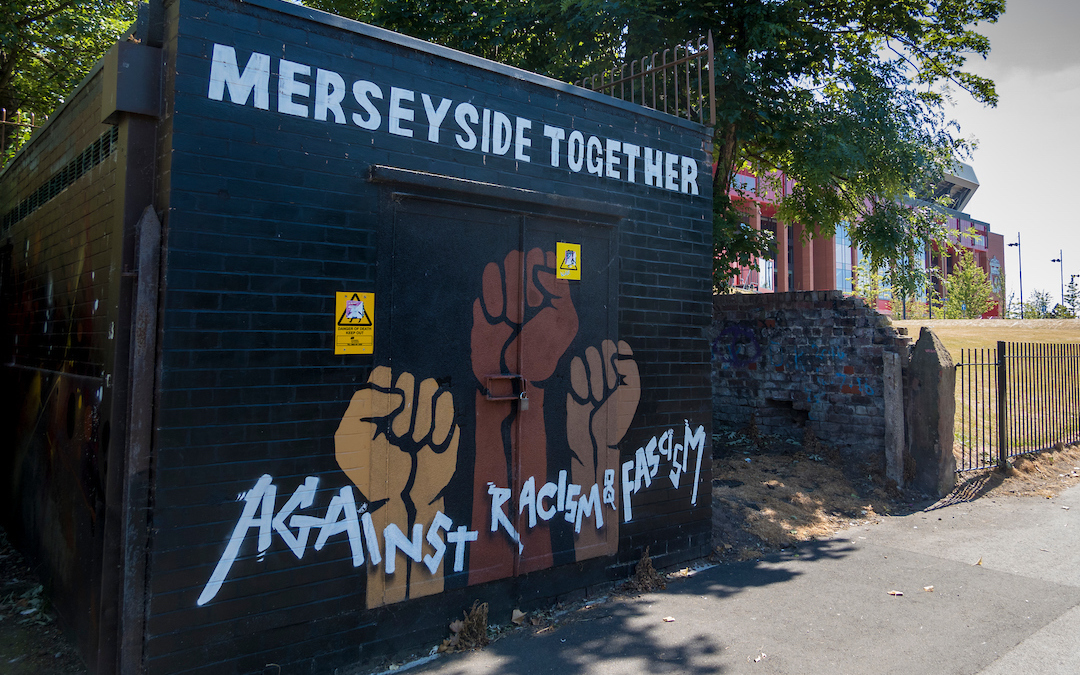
top-left (711, 291), bottom-right (909, 467)
top-left (0, 66), bottom-right (124, 662)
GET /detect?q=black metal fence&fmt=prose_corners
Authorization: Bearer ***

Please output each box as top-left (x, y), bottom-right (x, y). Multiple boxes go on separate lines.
top-left (575, 33), bottom-right (715, 127)
top-left (955, 341), bottom-right (1080, 471)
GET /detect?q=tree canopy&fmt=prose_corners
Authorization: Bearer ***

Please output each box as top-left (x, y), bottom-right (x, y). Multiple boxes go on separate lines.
top-left (3, 0), bottom-right (1003, 294)
top-left (0, 0), bottom-right (138, 163)
top-left (307, 0), bottom-right (1003, 293)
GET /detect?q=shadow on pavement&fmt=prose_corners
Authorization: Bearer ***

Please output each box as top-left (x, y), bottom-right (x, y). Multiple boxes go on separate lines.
top-left (411, 538), bottom-right (856, 675)
top-left (926, 470), bottom-right (1005, 511)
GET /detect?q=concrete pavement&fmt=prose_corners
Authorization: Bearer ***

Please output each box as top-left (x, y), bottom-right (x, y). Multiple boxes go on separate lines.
top-left (388, 482), bottom-right (1080, 675)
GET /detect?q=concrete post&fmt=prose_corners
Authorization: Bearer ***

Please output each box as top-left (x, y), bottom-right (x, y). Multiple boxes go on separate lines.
top-left (905, 328), bottom-right (956, 497)
top-left (883, 350), bottom-right (905, 486)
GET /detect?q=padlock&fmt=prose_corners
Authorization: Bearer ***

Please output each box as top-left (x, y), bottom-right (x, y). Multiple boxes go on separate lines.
top-left (519, 391), bottom-right (529, 411)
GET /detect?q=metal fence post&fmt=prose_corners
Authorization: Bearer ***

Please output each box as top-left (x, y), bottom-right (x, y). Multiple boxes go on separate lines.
top-left (997, 340), bottom-right (1007, 468)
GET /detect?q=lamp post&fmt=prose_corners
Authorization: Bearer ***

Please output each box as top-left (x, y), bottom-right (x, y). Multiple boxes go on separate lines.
top-left (1007, 233), bottom-right (1022, 319)
top-left (1051, 250), bottom-right (1064, 311)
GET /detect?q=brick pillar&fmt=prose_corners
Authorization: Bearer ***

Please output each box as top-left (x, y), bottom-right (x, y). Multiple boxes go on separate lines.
top-left (791, 223), bottom-right (814, 291)
top-left (775, 221), bottom-right (789, 292)
top-left (813, 233), bottom-right (836, 290)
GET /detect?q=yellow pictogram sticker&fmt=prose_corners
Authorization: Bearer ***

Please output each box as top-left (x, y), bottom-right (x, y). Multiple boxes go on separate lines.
top-left (556, 242), bottom-right (581, 280)
top-left (335, 292), bottom-right (374, 354)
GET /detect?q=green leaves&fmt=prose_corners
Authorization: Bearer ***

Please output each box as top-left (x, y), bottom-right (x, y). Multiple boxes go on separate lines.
top-left (0, 0), bottom-right (138, 161)
top-left (941, 244), bottom-right (995, 318)
top-left (301, 0), bottom-right (1001, 293)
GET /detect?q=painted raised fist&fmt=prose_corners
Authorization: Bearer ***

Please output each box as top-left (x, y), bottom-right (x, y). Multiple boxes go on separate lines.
top-left (567, 339), bottom-right (640, 542)
top-left (471, 248), bottom-right (578, 384)
top-left (335, 366), bottom-right (459, 605)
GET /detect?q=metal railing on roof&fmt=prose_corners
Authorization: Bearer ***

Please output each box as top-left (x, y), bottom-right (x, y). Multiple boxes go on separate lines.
top-left (2, 109), bottom-right (46, 160)
top-left (575, 32), bottom-right (715, 127)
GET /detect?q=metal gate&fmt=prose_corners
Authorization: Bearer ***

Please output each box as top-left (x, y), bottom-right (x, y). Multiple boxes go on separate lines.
top-left (955, 341), bottom-right (1080, 471)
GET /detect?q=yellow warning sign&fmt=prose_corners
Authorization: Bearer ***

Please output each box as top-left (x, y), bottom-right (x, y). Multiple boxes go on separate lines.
top-left (335, 292), bottom-right (374, 355)
top-left (556, 242), bottom-right (581, 280)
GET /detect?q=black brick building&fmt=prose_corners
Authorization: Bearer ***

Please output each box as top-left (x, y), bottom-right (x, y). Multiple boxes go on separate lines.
top-left (0, 0), bottom-right (713, 672)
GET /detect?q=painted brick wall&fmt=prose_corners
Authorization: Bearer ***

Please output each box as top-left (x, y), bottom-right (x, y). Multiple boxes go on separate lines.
top-left (0, 67), bottom-right (124, 662)
top-left (711, 291), bottom-right (909, 467)
top-left (144, 0), bottom-right (714, 671)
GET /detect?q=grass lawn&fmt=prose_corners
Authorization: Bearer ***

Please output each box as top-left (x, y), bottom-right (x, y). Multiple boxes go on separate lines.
top-left (891, 319), bottom-right (1080, 359)
top-left (891, 319), bottom-right (1080, 469)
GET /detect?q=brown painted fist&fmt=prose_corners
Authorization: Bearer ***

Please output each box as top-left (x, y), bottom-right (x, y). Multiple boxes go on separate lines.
top-left (471, 248), bottom-right (578, 384)
top-left (567, 340), bottom-right (641, 483)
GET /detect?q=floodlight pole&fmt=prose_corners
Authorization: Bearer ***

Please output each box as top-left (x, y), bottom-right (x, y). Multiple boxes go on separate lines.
top-left (1051, 249), bottom-right (1064, 310)
top-left (1008, 233), bottom-right (1022, 319)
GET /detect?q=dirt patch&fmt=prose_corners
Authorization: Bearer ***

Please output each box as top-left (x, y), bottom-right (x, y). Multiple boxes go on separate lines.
top-left (710, 425), bottom-right (914, 561)
top-left (0, 530), bottom-right (86, 674)
top-left (710, 423), bottom-right (1080, 562)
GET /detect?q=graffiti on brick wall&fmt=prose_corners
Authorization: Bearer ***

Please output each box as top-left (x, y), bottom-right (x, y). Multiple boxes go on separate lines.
top-left (197, 247), bottom-right (706, 608)
top-left (711, 320), bottom-right (874, 397)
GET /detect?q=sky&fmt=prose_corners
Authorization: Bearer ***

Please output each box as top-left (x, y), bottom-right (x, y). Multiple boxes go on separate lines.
top-left (947, 0), bottom-right (1080, 307)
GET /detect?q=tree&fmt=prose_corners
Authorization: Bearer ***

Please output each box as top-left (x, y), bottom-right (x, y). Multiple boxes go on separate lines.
top-left (1, 0), bottom-right (138, 163)
top-left (1064, 277), bottom-right (1079, 318)
top-left (941, 246), bottom-right (994, 318)
top-left (303, 1), bottom-right (1002, 291)
top-left (1022, 289), bottom-right (1053, 320)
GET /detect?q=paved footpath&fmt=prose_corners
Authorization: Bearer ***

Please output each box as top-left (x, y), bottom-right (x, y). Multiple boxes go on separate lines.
top-left (391, 482), bottom-right (1080, 675)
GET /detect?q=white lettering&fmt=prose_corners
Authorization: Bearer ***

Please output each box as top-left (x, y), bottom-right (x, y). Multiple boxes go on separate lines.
top-left (197, 476), bottom-right (486, 606)
top-left (514, 116), bottom-right (532, 162)
top-left (481, 108), bottom-right (491, 153)
top-left (621, 421), bottom-right (708, 523)
top-left (574, 484), bottom-right (604, 533)
top-left (488, 483), bottom-right (523, 553)
top-left (621, 460), bottom-right (635, 522)
top-left (273, 476), bottom-right (319, 558)
top-left (383, 523), bottom-right (423, 574)
top-left (644, 147), bottom-right (663, 187)
top-left (421, 94), bottom-right (452, 143)
top-left (314, 68), bottom-right (346, 123)
top-left (388, 87), bottom-right (415, 137)
top-left (311, 487), bottom-right (364, 566)
top-left (537, 481), bottom-right (558, 521)
top-left (665, 152), bottom-right (679, 191)
top-left (492, 111), bottom-right (513, 155)
top-left (568, 131), bottom-right (585, 172)
top-left (605, 139), bottom-right (621, 179)
top-left (446, 526), bottom-right (478, 573)
top-left (623, 143), bottom-right (640, 183)
top-left (519, 476), bottom-right (537, 528)
top-left (423, 511), bottom-right (452, 574)
top-left (586, 136), bottom-right (603, 176)
top-left (681, 156), bottom-right (699, 195)
top-left (685, 421), bottom-right (707, 505)
top-left (543, 125), bottom-right (565, 167)
top-left (197, 474), bottom-right (275, 606)
top-left (208, 44), bottom-right (270, 110)
top-left (454, 102), bottom-right (479, 149)
top-left (351, 80), bottom-right (382, 130)
top-left (563, 483), bottom-right (582, 523)
top-left (602, 469), bottom-right (616, 509)
top-left (277, 59), bottom-right (311, 118)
